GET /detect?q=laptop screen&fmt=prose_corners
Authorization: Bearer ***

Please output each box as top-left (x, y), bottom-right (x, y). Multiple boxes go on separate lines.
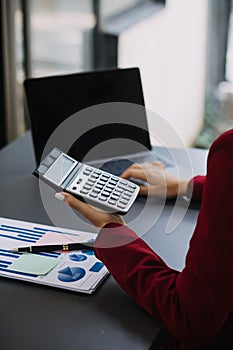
top-left (24, 67), bottom-right (151, 164)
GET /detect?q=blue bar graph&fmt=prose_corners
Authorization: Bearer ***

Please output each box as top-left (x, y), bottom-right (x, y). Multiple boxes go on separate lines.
top-left (0, 222), bottom-right (61, 278)
top-left (34, 227), bottom-right (79, 237)
top-left (0, 224), bottom-right (46, 244)
top-left (2, 224), bottom-right (44, 236)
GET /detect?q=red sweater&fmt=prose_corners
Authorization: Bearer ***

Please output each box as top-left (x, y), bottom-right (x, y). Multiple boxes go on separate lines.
top-left (94, 129), bottom-right (233, 349)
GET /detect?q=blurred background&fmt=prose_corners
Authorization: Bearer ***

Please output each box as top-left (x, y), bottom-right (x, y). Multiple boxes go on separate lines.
top-left (0, 0), bottom-right (232, 150)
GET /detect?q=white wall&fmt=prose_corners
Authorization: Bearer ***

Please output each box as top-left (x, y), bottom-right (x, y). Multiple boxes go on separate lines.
top-left (118, 0), bottom-right (209, 147)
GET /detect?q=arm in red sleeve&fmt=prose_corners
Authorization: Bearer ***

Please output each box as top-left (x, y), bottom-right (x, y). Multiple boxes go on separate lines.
top-left (187, 175), bottom-right (206, 202)
top-left (94, 129), bottom-right (233, 349)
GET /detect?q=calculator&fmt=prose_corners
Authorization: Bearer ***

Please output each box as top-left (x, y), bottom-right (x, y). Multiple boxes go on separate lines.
top-left (33, 148), bottom-right (139, 215)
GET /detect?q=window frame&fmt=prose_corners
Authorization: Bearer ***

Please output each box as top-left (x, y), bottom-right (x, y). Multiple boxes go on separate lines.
top-left (93, 0), bottom-right (166, 68)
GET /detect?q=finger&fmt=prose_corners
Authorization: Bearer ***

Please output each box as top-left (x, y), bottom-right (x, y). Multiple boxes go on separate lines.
top-left (121, 168), bottom-right (148, 181)
top-left (59, 192), bottom-right (98, 222)
top-left (151, 161), bottom-right (165, 169)
top-left (56, 192), bottom-right (125, 230)
top-left (139, 185), bottom-right (149, 196)
top-left (129, 163), bottom-right (141, 169)
top-left (120, 163), bottom-right (140, 178)
top-left (120, 169), bottom-right (132, 179)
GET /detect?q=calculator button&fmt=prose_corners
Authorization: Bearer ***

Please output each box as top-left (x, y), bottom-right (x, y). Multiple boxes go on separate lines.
top-left (119, 199), bottom-right (128, 205)
top-left (101, 174), bottom-right (110, 179)
top-left (110, 195), bottom-right (119, 200)
top-left (101, 191), bottom-right (110, 197)
top-left (98, 196), bottom-right (107, 201)
top-left (80, 189), bottom-right (89, 194)
top-left (128, 183), bottom-right (137, 189)
top-left (117, 203), bottom-right (127, 209)
top-left (93, 188), bottom-right (101, 193)
top-left (109, 180), bottom-right (117, 185)
top-left (93, 170), bottom-right (101, 175)
top-left (77, 178), bottom-right (83, 184)
top-left (113, 190), bottom-right (121, 196)
top-left (89, 177), bottom-right (97, 182)
top-left (122, 195), bottom-right (131, 200)
top-left (119, 180), bottom-right (128, 186)
top-left (95, 184), bottom-right (104, 189)
top-left (115, 187), bottom-right (123, 193)
top-left (86, 180), bottom-right (95, 186)
top-left (83, 170), bottom-right (92, 176)
top-left (38, 165), bottom-right (48, 174)
top-left (50, 149), bottom-right (61, 158)
top-left (125, 187), bottom-right (135, 193)
top-left (105, 185), bottom-right (114, 190)
top-left (83, 185), bottom-right (92, 190)
top-left (86, 167), bottom-right (93, 172)
top-left (124, 191), bottom-right (132, 197)
top-left (89, 192), bottom-right (98, 198)
top-left (111, 176), bottom-right (119, 182)
top-left (91, 174), bottom-right (100, 179)
top-left (98, 180), bottom-right (107, 186)
top-left (72, 186), bottom-right (77, 190)
top-left (108, 199), bottom-right (116, 205)
top-left (44, 156), bottom-right (54, 167)
top-left (117, 184), bottom-right (127, 190)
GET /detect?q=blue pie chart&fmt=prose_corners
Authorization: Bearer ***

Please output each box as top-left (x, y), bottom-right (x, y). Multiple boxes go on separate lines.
top-left (82, 249), bottom-right (94, 255)
top-left (57, 266), bottom-right (86, 282)
top-left (69, 254), bottom-right (87, 262)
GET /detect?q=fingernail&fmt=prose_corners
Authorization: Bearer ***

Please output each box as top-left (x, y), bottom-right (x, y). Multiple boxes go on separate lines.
top-left (55, 193), bottom-right (65, 201)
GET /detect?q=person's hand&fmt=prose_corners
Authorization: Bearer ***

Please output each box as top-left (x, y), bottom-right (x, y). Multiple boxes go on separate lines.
top-left (55, 192), bottom-right (125, 231)
top-left (121, 161), bottom-right (189, 198)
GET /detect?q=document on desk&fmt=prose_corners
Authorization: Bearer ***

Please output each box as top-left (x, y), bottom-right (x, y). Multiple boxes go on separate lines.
top-left (0, 217), bottom-right (109, 294)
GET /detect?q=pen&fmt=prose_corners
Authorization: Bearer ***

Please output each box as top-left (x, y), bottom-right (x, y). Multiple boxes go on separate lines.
top-left (10, 242), bottom-right (94, 253)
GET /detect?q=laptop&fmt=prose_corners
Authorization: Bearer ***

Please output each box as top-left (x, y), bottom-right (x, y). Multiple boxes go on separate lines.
top-left (24, 67), bottom-right (172, 176)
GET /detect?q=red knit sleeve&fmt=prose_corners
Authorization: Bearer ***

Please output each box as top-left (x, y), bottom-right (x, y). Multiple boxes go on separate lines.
top-left (94, 129), bottom-right (233, 349)
top-left (187, 175), bottom-right (206, 202)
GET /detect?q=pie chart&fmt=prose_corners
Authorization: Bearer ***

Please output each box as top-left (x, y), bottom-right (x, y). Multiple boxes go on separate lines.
top-left (82, 249), bottom-right (94, 256)
top-left (69, 253), bottom-right (87, 262)
top-left (57, 266), bottom-right (86, 282)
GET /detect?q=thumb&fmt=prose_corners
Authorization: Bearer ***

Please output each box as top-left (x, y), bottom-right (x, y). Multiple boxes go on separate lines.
top-left (55, 192), bottom-right (94, 218)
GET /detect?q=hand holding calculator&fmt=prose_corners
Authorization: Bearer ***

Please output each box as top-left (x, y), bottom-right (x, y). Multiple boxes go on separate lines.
top-left (33, 148), bottom-right (139, 214)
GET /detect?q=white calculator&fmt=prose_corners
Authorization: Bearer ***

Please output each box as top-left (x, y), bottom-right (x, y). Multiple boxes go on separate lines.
top-left (33, 148), bottom-right (139, 214)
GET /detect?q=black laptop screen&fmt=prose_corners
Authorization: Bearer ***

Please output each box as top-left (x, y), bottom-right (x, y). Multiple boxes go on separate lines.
top-left (24, 67), bottom-right (151, 164)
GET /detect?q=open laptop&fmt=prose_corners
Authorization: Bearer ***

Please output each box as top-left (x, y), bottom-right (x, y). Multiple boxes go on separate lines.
top-left (24, 67), bottom-right (172, 176)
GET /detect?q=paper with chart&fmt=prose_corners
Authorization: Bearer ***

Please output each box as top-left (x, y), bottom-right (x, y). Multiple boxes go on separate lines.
top-left (0, 217), bottom-right (108, 294)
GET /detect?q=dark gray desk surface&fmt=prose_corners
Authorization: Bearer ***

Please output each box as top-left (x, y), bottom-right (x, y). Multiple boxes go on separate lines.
top-left (0, 132), bottom-right (207, 350)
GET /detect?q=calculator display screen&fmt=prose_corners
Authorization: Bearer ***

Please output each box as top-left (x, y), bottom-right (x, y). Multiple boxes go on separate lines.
top-left (45, 154), bottom-right (75, 184)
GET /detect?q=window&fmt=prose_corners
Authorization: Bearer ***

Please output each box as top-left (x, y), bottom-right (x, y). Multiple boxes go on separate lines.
top-left (194, 0), bottom-right (233, 148)
top-left (29, 0), bottom-right (94, 77)
top-left (101, 0), bottom-right (164, 19)
top-left (1, 0), bottom-right (165, 148)
top-left (226, 1), bottom-right (233, 82)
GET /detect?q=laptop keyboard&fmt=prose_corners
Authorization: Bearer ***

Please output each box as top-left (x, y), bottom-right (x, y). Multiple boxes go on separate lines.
top-left (100, 156), bottom-right (173, 177)
top-left (100, 159), bottom-right (135, 176)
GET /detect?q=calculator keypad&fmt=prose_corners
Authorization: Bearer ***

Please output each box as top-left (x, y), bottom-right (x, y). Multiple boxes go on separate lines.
top-left (68, 165), bottom-right (139, 213)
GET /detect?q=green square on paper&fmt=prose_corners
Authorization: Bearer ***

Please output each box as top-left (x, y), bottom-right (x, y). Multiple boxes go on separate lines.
top-left (7, 253), bottom-right (59, 276)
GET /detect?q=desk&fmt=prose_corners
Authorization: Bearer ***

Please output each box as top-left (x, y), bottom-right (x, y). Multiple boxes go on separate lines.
top-left (0, 132), bottom-right (207, 350)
